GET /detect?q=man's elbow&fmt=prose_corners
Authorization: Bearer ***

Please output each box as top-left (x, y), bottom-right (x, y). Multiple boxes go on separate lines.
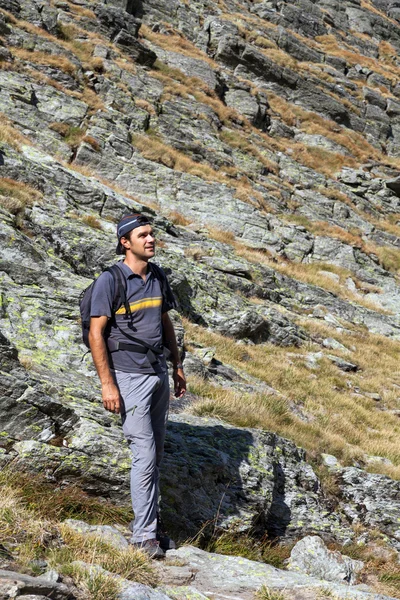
top-left (89, 327), bottom-right (104, 348)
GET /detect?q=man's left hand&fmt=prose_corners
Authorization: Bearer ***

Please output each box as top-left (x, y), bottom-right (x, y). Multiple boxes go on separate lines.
top-left (173, 368), bottom-right (186, 398)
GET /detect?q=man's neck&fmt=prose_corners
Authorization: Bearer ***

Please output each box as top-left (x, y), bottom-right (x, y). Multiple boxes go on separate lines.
top-left (123, 255), bottom-right (149, 279)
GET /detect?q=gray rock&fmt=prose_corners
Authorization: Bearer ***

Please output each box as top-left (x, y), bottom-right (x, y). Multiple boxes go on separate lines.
top-left (340, 468), bottom-right (400, 549)
top-left (113, 30), bottom-right (157, 65)
top-left (161, 414), bottom-right (351, 542)
top-left (160, 546), bottom-right (394, 599)
top-left (288, 535), bottom-right (364, 584)
top-left (0, 569), bottom-right (72, 600)
top-left (62, 519), bottom-right (129, 549)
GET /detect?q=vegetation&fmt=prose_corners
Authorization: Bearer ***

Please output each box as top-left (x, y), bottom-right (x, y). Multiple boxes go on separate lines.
top-left (255, 586), bottom-right (286, 600)
top-left (184, 318), bottom-right (400, 478)
top-left (0, 177), bottom-right (42, 217)
top-left (0, 469), bottom-right (157, 597)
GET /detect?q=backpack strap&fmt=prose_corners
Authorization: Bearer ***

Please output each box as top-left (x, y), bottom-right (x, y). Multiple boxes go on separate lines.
top-left (106, 263), bottom-right (131, 317)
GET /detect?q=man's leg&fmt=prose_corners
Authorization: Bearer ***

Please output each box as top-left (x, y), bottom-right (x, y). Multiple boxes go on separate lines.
top-left (113, 371), bottom-right (163, 543)
top-left (150, 370), bottom-right (170, 509)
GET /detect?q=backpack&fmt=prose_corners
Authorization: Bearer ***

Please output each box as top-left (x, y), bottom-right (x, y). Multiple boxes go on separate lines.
top-left (79, 262), bottom-right (175, 362)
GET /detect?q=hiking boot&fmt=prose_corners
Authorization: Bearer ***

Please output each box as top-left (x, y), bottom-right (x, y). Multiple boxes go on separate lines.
top-left (131, 538), bottom-right (165, 559)
top-left (128, 517), bottom-right (176, 552)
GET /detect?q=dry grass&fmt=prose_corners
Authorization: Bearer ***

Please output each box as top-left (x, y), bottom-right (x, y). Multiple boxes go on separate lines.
top-left (0, 177), bottom-right (42, 216)
top-left (134, 98), bottom-right (156, 115)
top-left (267, 93), bottom-right (377, 162)
top-left (315, 33), bottom-right (400, 84)
top-left (168, 210), bottom-right (192, 226)
top-left (49, 524), bottom-right (157, 585)
top-left (0, 113), bottom-right (31, 150)
top-left (81, 214), bottom-right (102, 229)
top-left (185, 317), bottom-right (400, 477)
top-left (59, 564), bottom-right (122, 600)
top-left (0, 468), bottom-right (156, 592)
top-left (328, 533), bottom-right (400, 598)
top-left (10, 47), bottom-right (77, 75)
top-left (151, 61), bottom-right (247, 127)
top-left (220, 129), bottom-right (279, 174)
top-left (131, 133), bottom-right (238, 185)
top-left (289, 144), bottom-right (356, 177)
top-left (140, 24), bottom-right (218, 68)
top-left (50, 123), bottom-right (100, 151)
top-left (237, 243), bottom-right (387, 311)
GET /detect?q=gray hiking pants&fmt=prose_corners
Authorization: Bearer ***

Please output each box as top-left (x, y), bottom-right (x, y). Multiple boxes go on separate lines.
top-left (113, 370), bottom-right (170, 543)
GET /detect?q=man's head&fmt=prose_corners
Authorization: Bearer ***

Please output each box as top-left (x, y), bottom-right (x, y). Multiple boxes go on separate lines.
top-left (116, 214), bottom-right (155, 259)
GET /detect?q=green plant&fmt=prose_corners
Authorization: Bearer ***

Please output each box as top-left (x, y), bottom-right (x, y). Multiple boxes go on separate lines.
top-left (255, 585), bottom-right (286, 600)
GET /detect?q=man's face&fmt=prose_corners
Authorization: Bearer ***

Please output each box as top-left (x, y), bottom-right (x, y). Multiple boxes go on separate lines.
top-left (121, 224), bottom-right (155, 259)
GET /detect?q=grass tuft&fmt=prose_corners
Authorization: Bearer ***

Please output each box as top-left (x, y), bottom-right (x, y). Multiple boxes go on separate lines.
top-left (0, 177), bottom-right (42, 216)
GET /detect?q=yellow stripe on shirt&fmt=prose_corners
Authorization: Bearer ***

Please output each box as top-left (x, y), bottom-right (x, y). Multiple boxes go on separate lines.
top-left (115, 296), bottom-right (162, 315)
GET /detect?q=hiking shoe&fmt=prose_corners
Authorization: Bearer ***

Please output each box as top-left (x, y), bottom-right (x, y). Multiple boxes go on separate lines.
top-left (131, 538), bottom-right (165, 559)
top-left (128, 518), bottom-right (176, 552)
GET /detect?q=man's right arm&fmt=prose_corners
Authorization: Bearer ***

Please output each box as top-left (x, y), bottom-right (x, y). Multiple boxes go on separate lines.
top-left (89, 316), bottom-right (121, 413)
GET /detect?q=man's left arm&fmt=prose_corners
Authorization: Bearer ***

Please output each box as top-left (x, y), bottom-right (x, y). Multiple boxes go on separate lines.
top-left (162, 312), bottom-right (186, 398)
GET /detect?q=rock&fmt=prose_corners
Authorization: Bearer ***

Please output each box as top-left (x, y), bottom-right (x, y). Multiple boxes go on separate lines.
top-left (322, 454), bottom-right (342, 470)
top-left (322, 337), bottom-right (351, 354)
top-left (288, 535), bottom-right (364, 584)
top-left (326, 355), bottom-right (359, 372)
top-left (62, 519), bottom-right (129, 550)
top-left (386, 177), bottom-right (400, 196)
top-left (161, 414), bottom-right (351, 542)
top-left (339, 468), bottom-right (400, 549)
top-left (0, 569), bottom-right (73, 600)
top-left (113, 30), bottom-right (157, 65)
top-left (158, 546), bottom-right (393, 599)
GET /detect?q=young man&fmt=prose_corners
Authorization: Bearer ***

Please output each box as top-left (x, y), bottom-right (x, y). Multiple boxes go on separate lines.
top-left (89, 213), bottom-right (186, 559)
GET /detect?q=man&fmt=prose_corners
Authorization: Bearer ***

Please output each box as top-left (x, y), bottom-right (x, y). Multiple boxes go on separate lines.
top-left (89, 213), bottom-right (186, 559)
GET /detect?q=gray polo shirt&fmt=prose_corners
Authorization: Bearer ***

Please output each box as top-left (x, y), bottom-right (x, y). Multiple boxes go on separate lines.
top-left (90, 261), bottom-right (175, 374)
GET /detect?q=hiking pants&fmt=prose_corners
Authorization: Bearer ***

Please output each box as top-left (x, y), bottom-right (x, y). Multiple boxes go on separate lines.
top-left (113, 370), bottom-right (170, 543)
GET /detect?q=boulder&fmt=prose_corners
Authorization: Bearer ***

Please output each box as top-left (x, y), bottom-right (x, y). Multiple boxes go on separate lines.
top-left (288, 535), bottom-right (364, 584)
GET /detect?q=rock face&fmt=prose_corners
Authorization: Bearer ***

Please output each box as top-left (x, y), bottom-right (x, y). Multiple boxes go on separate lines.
top-left (161, 415), bottom-right (350, 541)
top-left (1, 0), bottom-right (400, 591)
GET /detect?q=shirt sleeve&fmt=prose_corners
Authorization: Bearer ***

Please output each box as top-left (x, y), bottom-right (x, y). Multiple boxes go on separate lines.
top-left (90, 271), bottom-right (115, 318)
top-left (161, 272), bottom-right (178, 314)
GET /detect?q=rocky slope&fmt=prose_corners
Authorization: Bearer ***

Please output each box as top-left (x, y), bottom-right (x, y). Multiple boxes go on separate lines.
top-left (1, 0), bottom-right (400, 597)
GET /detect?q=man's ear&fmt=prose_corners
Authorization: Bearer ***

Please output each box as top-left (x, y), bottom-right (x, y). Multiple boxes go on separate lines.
top-left (120, 235), bottom-right (130, 250)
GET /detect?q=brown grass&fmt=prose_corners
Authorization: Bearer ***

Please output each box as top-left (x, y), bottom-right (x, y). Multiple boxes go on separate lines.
top-left (0, 177), bottom-right (42, 216)
top-left (134, 98), bottom-right (156, 115)
top-left (185, 317), bottom-right (400, 477)
top-left (168, 210), bottom-right (192, 226)
top-left (131, 133), bottom-right (238, 185)
top-left (0, 113), bottom-right (31, 150)
top-left (205, 227), bottom-right (388, 313)
top-left (140, 24), bottom-right (218, 68)
top-left (10, 47), bottom-right (77, 75)
top-left (50, 123), bottom-right (100, 151)
top-left (220, 129), bottom-right (279, 174)
top-left (315, 33), bottom-right (400, 84)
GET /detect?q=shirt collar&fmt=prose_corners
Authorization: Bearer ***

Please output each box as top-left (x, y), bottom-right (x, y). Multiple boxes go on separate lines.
top-left (117, 260), bottom-right (153, 280)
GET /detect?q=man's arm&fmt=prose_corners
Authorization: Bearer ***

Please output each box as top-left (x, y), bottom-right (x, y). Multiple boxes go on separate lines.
top-left (162, 312), bottom-right (186, 398)
top-left (89, 316), bottom-right (121, 413)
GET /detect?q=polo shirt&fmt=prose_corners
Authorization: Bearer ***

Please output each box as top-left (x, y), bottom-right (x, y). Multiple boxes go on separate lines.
top-left (90, 261), bottom-right (175, 374)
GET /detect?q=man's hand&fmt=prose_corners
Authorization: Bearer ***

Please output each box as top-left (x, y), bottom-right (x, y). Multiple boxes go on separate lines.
top-left (173, 367), bottom-right (186, 398)
top-left (102, 381), bottom-right (121, 413)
